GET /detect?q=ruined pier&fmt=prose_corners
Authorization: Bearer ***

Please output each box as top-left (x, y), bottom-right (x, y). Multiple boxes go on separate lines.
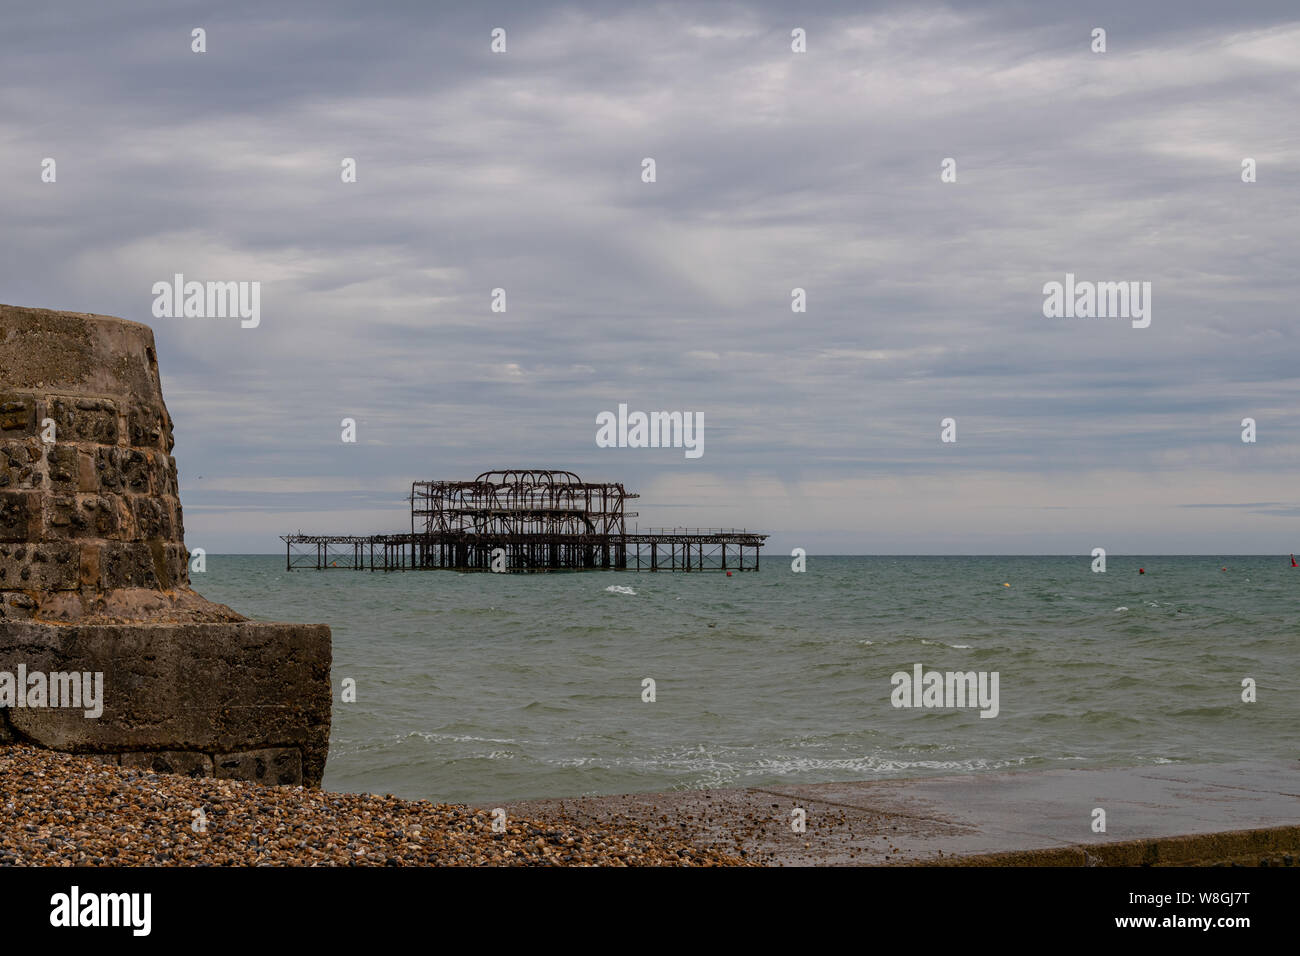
top-left (283, 469), bottom-right (768, 572)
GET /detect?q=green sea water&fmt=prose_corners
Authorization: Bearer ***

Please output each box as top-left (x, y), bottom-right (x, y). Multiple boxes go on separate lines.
top-left (199, 555), bottom-right (1299, 805)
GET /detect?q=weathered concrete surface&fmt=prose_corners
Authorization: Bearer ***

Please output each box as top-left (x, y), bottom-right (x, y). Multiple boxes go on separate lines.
top-left (507, 761), bottom-right (1300, 866)
top-left (0, 620), bottom-right (330, 786)
top-left (0, 304), bottom-right (332, 786)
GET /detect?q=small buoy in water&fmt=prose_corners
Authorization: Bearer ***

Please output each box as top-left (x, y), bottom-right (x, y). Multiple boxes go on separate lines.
top-left (726, 571), bottom-right (732, 577)
top-left (1002, 582), bottom-right (1010, 588)
top-left (1222, 567), bottom-right (1227, 571)
top-left (1138, 568), bottom-right (1145, 574)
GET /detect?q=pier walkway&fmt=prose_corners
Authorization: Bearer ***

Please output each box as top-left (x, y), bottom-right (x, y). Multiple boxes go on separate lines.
top-left (281, 528), bottom-right (769, 572)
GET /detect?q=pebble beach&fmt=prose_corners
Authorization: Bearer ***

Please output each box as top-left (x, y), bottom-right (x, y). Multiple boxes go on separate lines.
top-left (0, 746), bottom-right (748, 867)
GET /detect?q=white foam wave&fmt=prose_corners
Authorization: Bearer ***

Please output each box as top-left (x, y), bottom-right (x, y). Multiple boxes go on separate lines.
top-left (605, 585), bottom-right (637, 595)
top-left (406, 731), bottom-right (519, 745)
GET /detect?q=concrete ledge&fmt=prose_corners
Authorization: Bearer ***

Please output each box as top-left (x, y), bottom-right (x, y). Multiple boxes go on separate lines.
top-left (506, 761), bottom-right (1300, 866)
top-left (930, 824), bottom-right (1300, 866)
top-left (0, 620), bottom-right (331, 786)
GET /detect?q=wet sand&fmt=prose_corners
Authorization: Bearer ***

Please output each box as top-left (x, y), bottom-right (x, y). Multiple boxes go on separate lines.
top-left (508, 760), bottom-right (1300, 866)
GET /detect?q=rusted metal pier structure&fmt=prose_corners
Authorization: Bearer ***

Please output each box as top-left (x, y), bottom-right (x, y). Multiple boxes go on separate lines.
top-left (282, 469), bottom-right (767, 573)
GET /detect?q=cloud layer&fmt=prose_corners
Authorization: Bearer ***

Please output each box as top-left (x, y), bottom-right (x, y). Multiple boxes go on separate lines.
top-left (3, 1), bottom-right (1298, 552)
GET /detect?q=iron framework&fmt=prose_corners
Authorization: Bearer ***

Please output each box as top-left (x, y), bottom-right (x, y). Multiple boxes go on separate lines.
top-left (282, 469), bottom-right (767, 573)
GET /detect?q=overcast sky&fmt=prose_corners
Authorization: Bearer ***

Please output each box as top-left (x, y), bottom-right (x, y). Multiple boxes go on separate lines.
top-left (3, 0), bottom-right (1298, 553)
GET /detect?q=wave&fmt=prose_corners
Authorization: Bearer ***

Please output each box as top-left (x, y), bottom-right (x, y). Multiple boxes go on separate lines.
top-left (403, 731), bottom-right (520, 745)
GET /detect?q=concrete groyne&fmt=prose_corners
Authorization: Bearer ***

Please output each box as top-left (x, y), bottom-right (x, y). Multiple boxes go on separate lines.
top-left (0, 304), bottom-right (331, 786)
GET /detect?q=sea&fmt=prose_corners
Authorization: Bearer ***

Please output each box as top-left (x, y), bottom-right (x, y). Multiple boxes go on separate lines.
top-left (199, 555), bottom-right (1299, 806)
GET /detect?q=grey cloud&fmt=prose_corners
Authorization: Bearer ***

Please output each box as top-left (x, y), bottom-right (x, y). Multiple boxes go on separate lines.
top-left (2, 1), bottom-right (1298, 552)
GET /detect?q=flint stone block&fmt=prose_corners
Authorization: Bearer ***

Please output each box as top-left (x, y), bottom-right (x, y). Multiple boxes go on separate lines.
top-left (46, 396), bottom-right (118, 444)
top-left (215, 748), bottom-right (303, 786)
top-left (47, 446), bottom-right (80, 493)
top-left (121, 750), bottom-right (213, 778)
top-left (169, 542), bottom-right (190, 588)
top-left (0, 439), bottom-right (43, 490)
top-left (159, 456), bottom-right (179, 498)
top-left (0, 394), bottom-right (36, 434)
top-left (0, 543), bottom-right (79, 590)
top-left (129, 496), bottom-right (175, 541)
top-left (0, 620), bottom-right (331, 786)
top-left (93, 540), bottom-right (187, 590)
top-left (45, 494), bottom-right (124, 539)
top-left (93, 446), bottom-right (158, 495)
top-left (127, 403), bottom-right (173, 452)
top-left (0, 492), bottom-right (39, 542)
top-left (78, 543), bottom-right (100, 589)
top-left (98, 541), bottom-right (162, 589)
top-left (2, 592), bottom-right (37, 616)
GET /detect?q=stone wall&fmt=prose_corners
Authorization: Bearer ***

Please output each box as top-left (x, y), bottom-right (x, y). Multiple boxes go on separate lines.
top-left (0, 304), bottom-right (331, 785)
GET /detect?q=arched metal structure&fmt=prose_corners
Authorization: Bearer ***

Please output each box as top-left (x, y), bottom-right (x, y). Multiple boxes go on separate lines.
top-left (284, 468), bottom-right (767, 573)
top-left (412, 469), bottom-right (634, 538)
